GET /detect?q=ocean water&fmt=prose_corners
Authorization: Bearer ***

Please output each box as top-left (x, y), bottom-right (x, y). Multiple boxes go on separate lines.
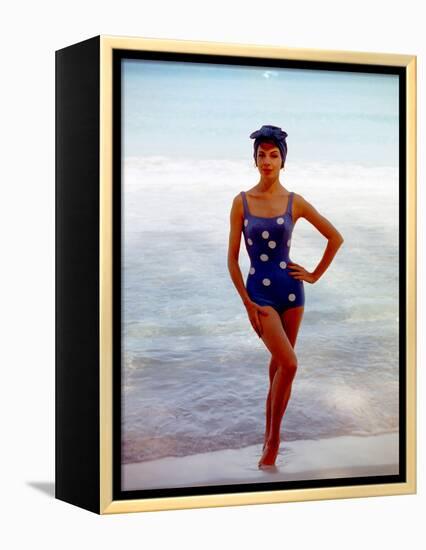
top-left (121, 157), bottom-right (399, 463)
top-left (122, 58), bottom-right (398, 165)
top-left (121, 58), bottom-right (399, 464)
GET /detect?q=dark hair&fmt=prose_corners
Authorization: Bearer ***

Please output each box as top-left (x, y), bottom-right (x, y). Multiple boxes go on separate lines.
top-left (250, 125), bottom-right (288, 168)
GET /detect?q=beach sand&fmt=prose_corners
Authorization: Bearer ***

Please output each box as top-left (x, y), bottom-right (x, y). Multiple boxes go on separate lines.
top-left (122, 432), bottom-right (399, 491)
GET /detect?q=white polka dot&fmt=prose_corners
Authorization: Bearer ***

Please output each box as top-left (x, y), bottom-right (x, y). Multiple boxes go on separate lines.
top-left (287, 239), bottom-right (291, 247)
top-left (244, 219), bottom-right (248, 227)
top-left (249, 267), bottom-right (255, 275)
top-left (277, 217), bottom-right (284, 225)
top-left (247, 238), bottom-right (253, 245)
top-left (280, 261), bottom-right (287, 269)
top-left (262, 231), bottom-right (269, 239)
top-left (262, 278), bottom-right (271, 286)
top-left (260, 254), bottom-right (269, 261)
top-left (268, 240), bottom-right (276, 249)
top-left (288, 293), bottom-right (296, 302)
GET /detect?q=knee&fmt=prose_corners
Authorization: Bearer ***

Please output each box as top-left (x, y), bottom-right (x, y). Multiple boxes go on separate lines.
top-left (276, 354), bottom-right (298, 379)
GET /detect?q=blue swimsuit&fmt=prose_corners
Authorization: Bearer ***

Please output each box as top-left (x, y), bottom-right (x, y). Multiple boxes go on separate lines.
top-left (241, 190), bottom-right (305, 315)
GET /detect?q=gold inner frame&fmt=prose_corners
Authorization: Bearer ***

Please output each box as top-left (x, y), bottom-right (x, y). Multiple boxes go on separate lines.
top-left (99, 35), bottom-right (417, 514)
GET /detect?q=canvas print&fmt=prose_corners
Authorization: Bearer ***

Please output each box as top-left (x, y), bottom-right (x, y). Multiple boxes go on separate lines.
top-left (119, 57), bottom-right (400, 491)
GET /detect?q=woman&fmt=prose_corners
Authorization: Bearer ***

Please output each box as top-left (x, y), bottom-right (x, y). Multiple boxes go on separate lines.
top-left (227, 125), bottom-right (344, 469)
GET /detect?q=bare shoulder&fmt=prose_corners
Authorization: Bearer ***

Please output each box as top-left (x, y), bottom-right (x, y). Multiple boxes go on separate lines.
top-left (292, 192), bottom-right (306, 204)
top-left (292, 192), bottom-right (317, 220)
top-left (228, 192), bottom-right (245, 227)
top-left (231, 192), bottom-right (244, 214)
top-left (292, 192), bottom-right (306, 223)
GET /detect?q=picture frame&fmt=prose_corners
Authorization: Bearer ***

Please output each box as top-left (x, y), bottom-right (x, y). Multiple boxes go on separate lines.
top-left (55, 34), bottom-right (417, 514)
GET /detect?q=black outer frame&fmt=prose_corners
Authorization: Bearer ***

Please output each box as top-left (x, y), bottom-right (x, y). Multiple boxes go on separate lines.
top-left (55, 36), bottom-right (101, 514)
top-left (55, 36), bottom-right (407, 514)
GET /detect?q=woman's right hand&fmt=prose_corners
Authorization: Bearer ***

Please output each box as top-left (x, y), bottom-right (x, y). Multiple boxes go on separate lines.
top-left (244, 300), bottom-right (269, 337)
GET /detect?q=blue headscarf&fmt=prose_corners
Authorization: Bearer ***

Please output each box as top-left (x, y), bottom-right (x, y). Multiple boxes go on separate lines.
top-left (250, 125), bottom-right (288, 168)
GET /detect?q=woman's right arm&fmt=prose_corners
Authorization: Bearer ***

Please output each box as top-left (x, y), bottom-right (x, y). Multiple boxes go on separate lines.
top-left (227, 194), bottom-right (252, 307)
top-left (227, 194), bottom-right (268, 337)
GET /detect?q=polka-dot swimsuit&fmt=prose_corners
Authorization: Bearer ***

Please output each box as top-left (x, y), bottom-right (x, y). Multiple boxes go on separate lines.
top-left (241, 190), bottom-right (305, 315)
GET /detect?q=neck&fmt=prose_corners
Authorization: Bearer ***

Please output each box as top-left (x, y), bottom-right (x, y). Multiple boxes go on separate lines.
top-left (257, 176), bottom-right (282, 194)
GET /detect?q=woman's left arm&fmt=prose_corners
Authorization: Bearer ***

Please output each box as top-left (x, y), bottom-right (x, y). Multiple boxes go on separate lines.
top-left (288, 194), bottom-right (344, 284)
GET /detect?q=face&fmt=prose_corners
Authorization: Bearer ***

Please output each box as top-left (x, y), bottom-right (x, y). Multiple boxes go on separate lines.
top-left (256, 141), bottom-right (283, 175)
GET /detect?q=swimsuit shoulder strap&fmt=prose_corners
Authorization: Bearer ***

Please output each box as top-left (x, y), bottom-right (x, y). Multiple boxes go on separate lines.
top-left (240, 191), bottom-right (249, 216)
top-left (286, 192), bottom-right (294, 218)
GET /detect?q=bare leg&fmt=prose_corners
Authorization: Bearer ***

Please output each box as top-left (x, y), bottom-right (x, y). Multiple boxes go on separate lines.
top-left (258, 306), bottom-right (304, 467)
top-left (262, 356), bottom-right (278, 450)
top-left (262, 306), bottom-right (304, 450)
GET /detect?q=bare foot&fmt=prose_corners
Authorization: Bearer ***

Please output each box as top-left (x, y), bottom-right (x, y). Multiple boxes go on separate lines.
top-left (258, 439), bottom-right (280, 469)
